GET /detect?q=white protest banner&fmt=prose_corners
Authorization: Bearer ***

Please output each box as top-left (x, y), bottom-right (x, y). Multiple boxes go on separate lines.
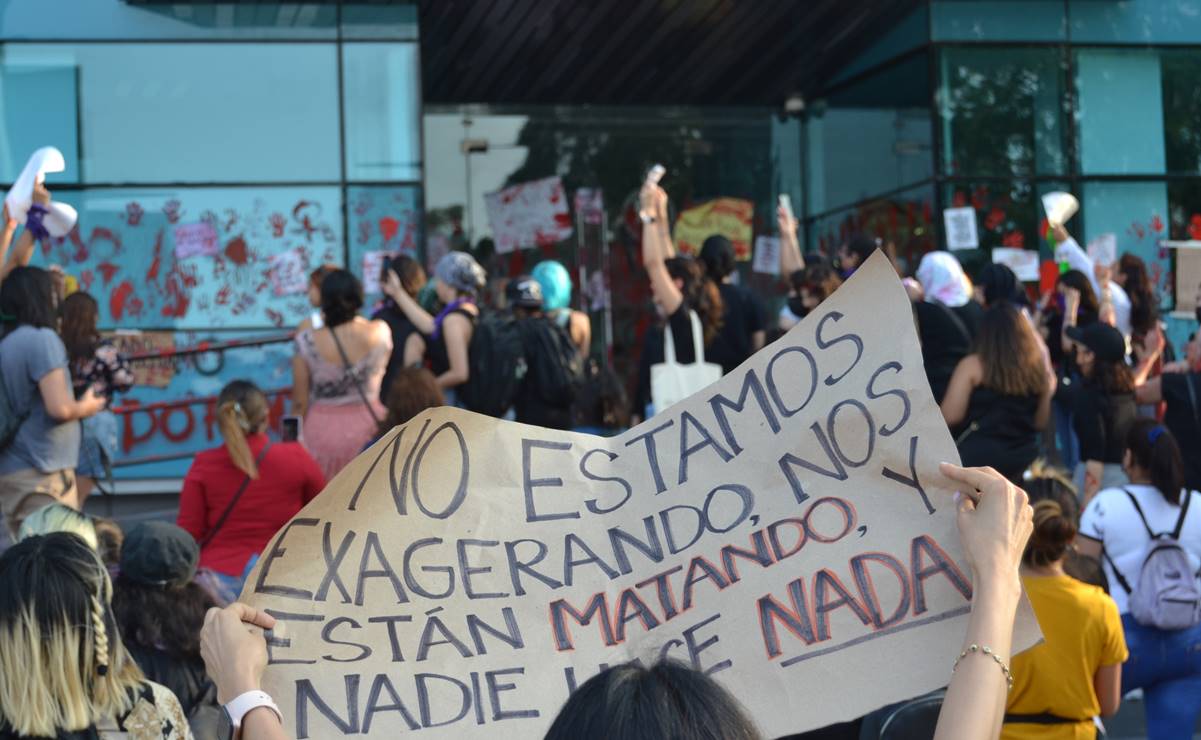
top-left (4, 146), bottom-right (78, 237)
top-left (1087, 233), bottom-right (1117, 266)
top-left (942, 207), bottom-right (978, 250)
top-left (991, 247), bottom-right (1040, 282)
top-left (1041, 191), bottom-right (1078, 227)
top-left (485, 176), bottom-right (573, 254)
top-left (268, 248), bottom-right (308, 297)
top-left (243, 251), bottom-right (1040, 739)
top-left (173, 222), bottom-right (220, 260)
top-left (362, 250), bottom-right (391, 295)
top-left (752, 235), bottom-right (781, 276)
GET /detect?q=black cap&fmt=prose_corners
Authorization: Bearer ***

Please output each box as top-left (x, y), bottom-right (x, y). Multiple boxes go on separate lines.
top-left (505, 275), bottom-right (544, 310)
top-left (1066, 322), bottom-right (1126, 363)
top-left (119, 521), bottom-right (199, 588)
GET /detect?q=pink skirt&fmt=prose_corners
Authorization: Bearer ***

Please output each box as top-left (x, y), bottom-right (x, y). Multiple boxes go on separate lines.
top-left (303, 401), bottom-right (385, 481)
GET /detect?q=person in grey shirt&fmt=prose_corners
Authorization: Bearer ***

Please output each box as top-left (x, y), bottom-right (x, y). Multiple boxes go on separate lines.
top-left (0, 266), bottom-right (105, 541)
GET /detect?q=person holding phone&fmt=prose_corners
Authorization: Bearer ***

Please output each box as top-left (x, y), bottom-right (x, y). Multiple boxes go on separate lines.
top-left (177, 380), bottom-right (325, 598)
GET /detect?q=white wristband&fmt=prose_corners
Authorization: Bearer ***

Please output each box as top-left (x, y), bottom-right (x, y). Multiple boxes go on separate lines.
top-left (225, 690), bottom-right (282, 729)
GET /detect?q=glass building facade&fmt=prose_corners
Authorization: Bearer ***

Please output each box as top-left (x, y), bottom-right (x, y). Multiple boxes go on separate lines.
top-left (1, 1), bottom-right (421, 481)
top-left (804, 0), bottom-right (1201, 348)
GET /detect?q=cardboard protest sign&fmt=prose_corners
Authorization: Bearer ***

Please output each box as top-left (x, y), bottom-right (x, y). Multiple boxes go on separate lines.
top-left (942, 207), bottom-right (978, 250)
top-left (243, 251), bottom-right (1040, 739)
top-left (673, 198), bottom-right (754, 260)
top-left (104, 330), bottom-right (175, 388)
top-left (484, 177), bottom-right (573, 255)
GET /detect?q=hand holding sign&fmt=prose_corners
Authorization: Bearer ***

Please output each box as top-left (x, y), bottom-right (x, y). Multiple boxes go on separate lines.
top-left (242, 252), bottom-right (1040, 738)
top-left (4, 147), bottom-right (78, 238)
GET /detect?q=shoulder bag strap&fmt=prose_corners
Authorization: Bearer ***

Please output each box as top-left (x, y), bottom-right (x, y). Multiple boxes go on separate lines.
top-left (200, 443), bottom-right (272, 549)
top-left (328, 326), bottom-right (383, 425)
top-left (1172, 488), bottom-right (1193, 540)
top-left (663, 315), bottom-right (678, 366)
top-left (1122, 488), bottom-right (1157, 539)
top-left (689, 310), bottom-right (706, 364)
top-left (1101, 547), bottom-right (1133, 594)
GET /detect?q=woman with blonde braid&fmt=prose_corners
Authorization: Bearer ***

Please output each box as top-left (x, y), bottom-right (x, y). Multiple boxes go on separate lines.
top-left (177, 381), bottom-right (324, 597)
top-left (0, 531), bottom-right (192, 739)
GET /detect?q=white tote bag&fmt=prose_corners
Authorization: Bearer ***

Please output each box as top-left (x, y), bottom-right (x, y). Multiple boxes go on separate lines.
top-left (650, 310), bottom-right (722, 415)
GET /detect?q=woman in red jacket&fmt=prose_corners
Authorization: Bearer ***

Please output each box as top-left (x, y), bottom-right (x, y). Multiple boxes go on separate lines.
top-left (177, 380), bottom-right (325, 599)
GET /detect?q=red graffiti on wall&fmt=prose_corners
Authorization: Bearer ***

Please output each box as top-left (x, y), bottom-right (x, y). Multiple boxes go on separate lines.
top-left (224, 236), bottom-right (249, 266)
top-left (110, 281), bottom-right (136, 320)
top-left (120, 391), bottom-right (290, 454)
top-left (123, 202), bottom-right (144, 227)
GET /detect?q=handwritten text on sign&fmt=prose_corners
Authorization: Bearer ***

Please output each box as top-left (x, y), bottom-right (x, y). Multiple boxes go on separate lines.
top-left (243, 253), bottom-right (1038, 739)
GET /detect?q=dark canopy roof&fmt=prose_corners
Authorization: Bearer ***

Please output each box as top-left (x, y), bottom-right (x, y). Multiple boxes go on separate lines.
top-left (419, 0), bottom-right (921, 105)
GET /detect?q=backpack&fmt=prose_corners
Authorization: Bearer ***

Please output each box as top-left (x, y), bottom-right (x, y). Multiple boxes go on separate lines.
top-left (519, 317), bottom-right (582, 408)
top-left (457, 312), bottom-right (527, 418)
top-left (1104, 489), bottom-right (1201, 630)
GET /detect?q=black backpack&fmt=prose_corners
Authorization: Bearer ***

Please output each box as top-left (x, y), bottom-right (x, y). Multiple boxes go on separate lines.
top-left (458, 312), bottom-right (527, 417)
top-left (519, 317), bottom-right (583, 408)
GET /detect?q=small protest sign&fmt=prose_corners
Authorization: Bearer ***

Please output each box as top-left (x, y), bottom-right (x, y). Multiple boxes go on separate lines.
top-left (752, 235), bottom-right (781, 276)
top-left (105, 330), bottom-right (175, 388)
top-left (268, 248), bottom-right (307, 297)
top-left (361, 250), bottom-right (391, 295)
top-left (942, 207), bottom-right (978, 250)
top-left (1086, 233), bottom-right (1117, 267)
top-left (991, 247), bottom-right (1040, 282)
top-left (173, 222), bottom-right (220, 260)
top-left (485, 177), bottom-right (573, 255)
top-left (573, 188), bottom-right (604, 225)
top-left (673, 198), bottom-right (754, 260)
top-left (243, 252), bottom-right (1040, 739)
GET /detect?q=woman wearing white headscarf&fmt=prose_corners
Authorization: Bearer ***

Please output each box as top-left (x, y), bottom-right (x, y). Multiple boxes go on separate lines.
top-left (916, 251), bottom-right (984, 340)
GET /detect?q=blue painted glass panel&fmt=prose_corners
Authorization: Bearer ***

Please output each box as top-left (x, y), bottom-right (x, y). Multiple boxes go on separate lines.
top-left (0, 1), bottom-right (337, 41)
top-left (1070, 0), bottom-right (1201, 44)
top-left (343, 43), bottom-right (422, 182)
top-left (1076, 49), bottom-right (1166, 175)
top-left (932, 0), bottom-right (1066, 41)
top-left (1, 44), bottom-right (340, 183)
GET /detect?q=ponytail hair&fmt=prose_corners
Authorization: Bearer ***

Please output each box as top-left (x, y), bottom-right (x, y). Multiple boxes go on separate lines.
top-left (1125, 418), bottom-right (1185, 505)
top-left (1023, 500), bottom-right (1077, 568)
top-left (216, 380), bottom-right (269, 479)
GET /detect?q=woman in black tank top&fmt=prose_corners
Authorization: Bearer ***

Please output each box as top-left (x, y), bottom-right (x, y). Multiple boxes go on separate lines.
top-left (941, 302), bottom-right (1055, 483)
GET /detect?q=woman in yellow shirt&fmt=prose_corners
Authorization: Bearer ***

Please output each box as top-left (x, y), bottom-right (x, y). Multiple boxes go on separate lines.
top-left (1002, 499), bottom-right (1127, 739)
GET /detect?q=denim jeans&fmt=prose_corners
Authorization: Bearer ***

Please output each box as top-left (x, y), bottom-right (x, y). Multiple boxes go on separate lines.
top-left (1053, 398), bottom-right (1079, 471)
top-left (1121, 613), bottom-right (1201, 740)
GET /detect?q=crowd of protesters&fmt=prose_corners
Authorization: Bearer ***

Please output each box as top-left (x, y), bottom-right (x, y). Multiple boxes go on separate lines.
top-left (1, 170), bottom-right (1200, 740)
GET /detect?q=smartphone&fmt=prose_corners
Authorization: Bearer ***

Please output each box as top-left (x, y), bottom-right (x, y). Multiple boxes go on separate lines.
top-left (281, 415), bottom-right (301, 442)
top-left (639, 164), bottom-right (667, 224)
top-left (778, 194), bottom-right (794, 222)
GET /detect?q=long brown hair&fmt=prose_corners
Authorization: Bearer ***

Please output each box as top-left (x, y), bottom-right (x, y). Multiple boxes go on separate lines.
top-left (666, 256), bottom-right (723, 345)
top-left (216, 380), bottom-right (269, 479)
top-left (976, 303), bottom-right (1046, 397)
top-left (60, 292), bottom-right (100, 367)
top-left (380, 367), bottom-right (444, 433)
